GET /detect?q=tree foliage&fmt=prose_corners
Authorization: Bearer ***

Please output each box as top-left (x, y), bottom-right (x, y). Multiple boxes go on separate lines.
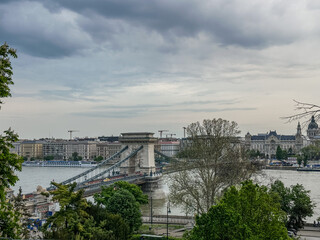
top-left (270, 180), bottom-right (314, 231)
top-left (0, 42), bottom-right (17, 105)
top-left (169, 118), bottom-right (257, 214)
top-left (43, 182), bottom-right (132, 240)
top-left (0, 42), bottom-right (24, 238)
top-left (186, 181), bottom-right (289, 240)
top-left (300, 144), bottom-right (320, 161)
top-left (43, 182), bottom-right (92, 239)
top-left (104, 188), bottom-right (142, 233)
top-left (94, 181), bottom-right (148, 206)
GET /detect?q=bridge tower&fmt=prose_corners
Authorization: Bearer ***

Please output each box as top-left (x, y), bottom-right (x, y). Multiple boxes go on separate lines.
top-left (119, 132), bottom-right (157, 175)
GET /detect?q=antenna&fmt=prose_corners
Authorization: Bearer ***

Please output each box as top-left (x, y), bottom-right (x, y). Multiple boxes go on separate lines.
top-left (158, 130), bottom-right (169, 139)
top-left (68, 130), bottom-right (79, 140)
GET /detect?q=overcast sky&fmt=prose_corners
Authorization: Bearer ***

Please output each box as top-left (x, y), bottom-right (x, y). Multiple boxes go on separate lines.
top-left (1, 0), bottom-right (319, 139)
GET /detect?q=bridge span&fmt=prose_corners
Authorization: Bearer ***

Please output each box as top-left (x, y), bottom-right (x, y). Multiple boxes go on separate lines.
top-left (47, 132), bottom-right (165, 196)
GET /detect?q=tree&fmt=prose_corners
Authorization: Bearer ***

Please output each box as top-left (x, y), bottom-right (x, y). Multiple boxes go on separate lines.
top-left (0, 42), bottom-right (24, 239)
top-left (168, 118), bottom-right (257, 214)
top-left (43, 182), bottom-right (93, 239)
top-left (44, 155), bottom-right (54, 161)
top-left (276, 145), bottom-right (283, 160)
top-left (94, 181), bottom-right (148, 206)
top-left (301, 144), bottom-right (320, 161)
top-left (104, 189), bottom-right (142, 233)
top-left (0, 42), bottom-right (17, 105)
top-left (86, 203), bottom-right (130, 240)
top-left (297, 155), bottom-right (303, 167)
top-left (271, 180), bottom-right (314, 231)
top-left (71, 152), bottom-right (82, 161)
top-left (186, 181), bottom-right (289, 240)
top-left (94, 156), bottom-right (103, 162)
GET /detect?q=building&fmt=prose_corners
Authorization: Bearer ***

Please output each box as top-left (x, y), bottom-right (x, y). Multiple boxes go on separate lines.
top-left (20, 140), bottom-right (45, 160)
top-left (157, 140), bottom-right (180, 157)
top-left (244, 122), bottom-right (304, 158)
top-left (307, 115), bottom-right (320, 141)
top-left (43, 140), bottom-right (66, 160)
top-left (96, 142), bottom-right (122, 160)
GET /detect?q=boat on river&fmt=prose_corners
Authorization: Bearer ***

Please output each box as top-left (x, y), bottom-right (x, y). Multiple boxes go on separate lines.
top-left (22, 160), bottom-right (97, 168)
top-left (297, 164), bottom-right (320, 172)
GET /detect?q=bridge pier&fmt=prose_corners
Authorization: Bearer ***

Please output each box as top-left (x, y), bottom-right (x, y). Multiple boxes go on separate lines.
top-left (119, 132), bottom-right (157, 176)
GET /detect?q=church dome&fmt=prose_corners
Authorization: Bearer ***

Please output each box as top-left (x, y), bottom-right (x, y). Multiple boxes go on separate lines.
top-left (308, 116), bottom-right (318, 129)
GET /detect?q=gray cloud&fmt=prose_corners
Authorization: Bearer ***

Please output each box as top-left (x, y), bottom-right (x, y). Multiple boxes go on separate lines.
top-left (2, 0), bottom-right (319, 59)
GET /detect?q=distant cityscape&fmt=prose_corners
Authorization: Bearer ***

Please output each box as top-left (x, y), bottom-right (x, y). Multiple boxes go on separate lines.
top-left (10, 117), bottom-right (320, 161)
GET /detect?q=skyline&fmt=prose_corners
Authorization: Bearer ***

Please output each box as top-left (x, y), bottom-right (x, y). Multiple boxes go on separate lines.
top-left (1, 0), bottom-right (320, 139)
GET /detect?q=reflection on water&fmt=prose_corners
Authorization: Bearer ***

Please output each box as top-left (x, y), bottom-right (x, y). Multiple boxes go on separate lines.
top-left (13, 167), bottom-right (320, 221)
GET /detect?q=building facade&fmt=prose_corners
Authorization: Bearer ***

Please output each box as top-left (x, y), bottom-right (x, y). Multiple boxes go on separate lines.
top-left (244, 122), bottom-right (304, 158)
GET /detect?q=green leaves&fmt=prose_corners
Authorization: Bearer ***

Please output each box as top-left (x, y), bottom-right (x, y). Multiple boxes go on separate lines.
top-left (0, 129), bottom-right (23, 201)
top-left (186, 181), bottom-right (289, 240)
top-left (271, 180), bottom-right (314, 230)
top-left (0, 42), bottom-right (17, 104)
top-left (94, 181), bottom-right (146, 233)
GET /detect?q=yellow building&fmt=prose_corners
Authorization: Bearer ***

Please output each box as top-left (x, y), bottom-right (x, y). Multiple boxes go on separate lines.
top-left (20, 141), bottom-right (44, 159)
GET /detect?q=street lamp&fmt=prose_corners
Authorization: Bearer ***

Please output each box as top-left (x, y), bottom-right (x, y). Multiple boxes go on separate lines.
top-left (150, 196), bottom-right (153, 228)
top-left (167, 201), bottom-right (171, 239)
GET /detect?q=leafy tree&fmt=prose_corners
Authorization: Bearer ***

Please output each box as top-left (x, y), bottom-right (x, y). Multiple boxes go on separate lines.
top-left (0, 42), bottom-right (17, 105)
top-left (44, 155), bottom-right (54, 161)
top-left (105, 189), bottom-right (142, 233)
top-left (94, 181), bottom-right (148, 206)
top-left (168, 118), bottom-right (257, 214)
top-left (297, 155), bottom-right (303, 167)
top-left (71, 152), bottom-right (82, 161)
top-left (12, 187), bottom-right (31, 238)
top-left (276, 145), bottom-right (283, 160)
top-left (270, 180), bottom-right (314, 231)
top-left (43, 182), bottom-right (93, 239)
top-left (301, 144), bottom-right (320, 161)
top-left (0, 42), bottom-right (24, 239)
top-left (303, 155), bottom-right (308, 167)
top-left (94, 156), bottom-right (103, 162)
top-left (186, 181), bottom-right (289, 240)
top-left (86, 203), bottom-right (130, 240)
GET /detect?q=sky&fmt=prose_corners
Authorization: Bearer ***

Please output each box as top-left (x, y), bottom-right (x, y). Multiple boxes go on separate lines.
top-left (0, 0), bottom-right (320, 139)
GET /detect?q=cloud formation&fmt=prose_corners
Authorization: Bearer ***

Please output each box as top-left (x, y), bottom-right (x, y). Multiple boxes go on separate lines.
top-left (0, 0), bottom-right (320, 138)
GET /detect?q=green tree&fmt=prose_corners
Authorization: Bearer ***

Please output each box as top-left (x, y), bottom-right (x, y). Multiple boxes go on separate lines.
top-left (297, 155), bottom-right (303, 167)
top-left (94, 181), bottom-right (148, 206)
top-left (276, 145), bottom-right (283, 160)
top-left (301, 144), bottom-right (320, 161)
top-left (105, 189), bottom-right (142, 233)
top-left (270, 180), bottom-right (314, 231)
top-left (169, 118), bottom-right (257, 214)
top-left (44, 155), bottom-right (54, 161)
top-left (86, 203), bottom-right (130, 240)
top-left (43, 182), bottom-right (93, 239)
top-left (94, 156), bottom-right (103, 162)
top-left (0, 43), bottom-right (25, 239)
top-left (186, 181), bottom-right (289, 240)
top-left (0, 42), bottom-right (17, 105)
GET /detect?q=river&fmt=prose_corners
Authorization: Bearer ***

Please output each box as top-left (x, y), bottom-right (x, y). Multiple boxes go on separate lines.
top-left (12, 167), bottom-right (320, 222)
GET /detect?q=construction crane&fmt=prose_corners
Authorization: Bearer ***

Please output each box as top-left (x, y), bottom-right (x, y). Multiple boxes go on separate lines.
top-left (68, 130), bottom-right (79, 140)
top-left (158, 130), bottom-right (168, 139)
top-left (183, 127), bottom-right (187, 138)
top-left (166, 133), bottom-right (176, 139)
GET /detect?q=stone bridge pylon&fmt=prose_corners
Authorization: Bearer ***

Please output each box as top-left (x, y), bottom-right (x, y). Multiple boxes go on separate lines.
top-left (119, 132), bottom-right (157, 176)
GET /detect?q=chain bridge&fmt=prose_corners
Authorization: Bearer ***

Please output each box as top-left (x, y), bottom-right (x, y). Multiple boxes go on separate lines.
top-left (47, 132), bottom-right (166, 196)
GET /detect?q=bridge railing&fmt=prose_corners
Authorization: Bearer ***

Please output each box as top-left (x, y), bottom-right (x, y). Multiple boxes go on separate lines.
top-left (77, 145), bottom-right (144, 186)
top-left (57, 145), bottom-right (129, 186)
top-left (76, 174), bottom-right (145, 191)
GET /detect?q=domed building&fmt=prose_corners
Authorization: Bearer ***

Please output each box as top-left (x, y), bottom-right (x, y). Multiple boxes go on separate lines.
top-left (307, 116), bottom-right (320, 139)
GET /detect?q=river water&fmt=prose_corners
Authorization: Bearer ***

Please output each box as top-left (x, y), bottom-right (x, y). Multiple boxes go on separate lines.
top-left (12, 167), bottom-right (320, 222)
